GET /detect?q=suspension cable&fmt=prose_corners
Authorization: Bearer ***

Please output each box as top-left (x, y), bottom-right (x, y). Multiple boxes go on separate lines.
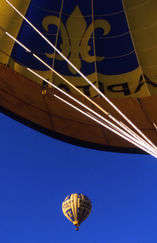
top-left (5, 0), bottom-right (157, 149)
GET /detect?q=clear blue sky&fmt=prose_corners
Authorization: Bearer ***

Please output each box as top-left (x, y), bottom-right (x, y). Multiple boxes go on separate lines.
top-left (0, 112), bottom-right (157, 243)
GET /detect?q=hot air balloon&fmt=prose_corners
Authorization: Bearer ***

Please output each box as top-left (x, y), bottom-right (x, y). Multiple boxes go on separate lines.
top-left (62, 193), bottom-right (92, 230)
top-left (0, 0), bottom-right (157, 155)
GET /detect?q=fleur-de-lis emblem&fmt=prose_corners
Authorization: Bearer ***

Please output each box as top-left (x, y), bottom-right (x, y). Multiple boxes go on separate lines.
top-left (42, 6), bottom-right (110, 74)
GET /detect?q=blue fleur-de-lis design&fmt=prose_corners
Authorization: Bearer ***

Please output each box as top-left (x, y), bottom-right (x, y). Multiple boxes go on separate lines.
top-left (42, 6), bottom-right (110, 74)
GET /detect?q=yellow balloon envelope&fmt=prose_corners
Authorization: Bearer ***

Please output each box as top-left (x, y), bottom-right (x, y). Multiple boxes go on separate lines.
top-left (1, 0), bottom-right (157, 153)
top-left (62, 193), bottom-right (92, 230)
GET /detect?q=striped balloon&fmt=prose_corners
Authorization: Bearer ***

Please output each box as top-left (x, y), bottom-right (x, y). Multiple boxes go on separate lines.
top-left (62, 193), bottom-right (92, 230)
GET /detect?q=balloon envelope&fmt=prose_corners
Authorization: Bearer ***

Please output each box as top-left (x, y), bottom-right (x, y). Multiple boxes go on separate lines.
top-left (0, 0), bottom-right (157, 153)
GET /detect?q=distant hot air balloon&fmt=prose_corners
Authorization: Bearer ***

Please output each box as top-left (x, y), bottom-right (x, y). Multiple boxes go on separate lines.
top-left (1, 0), bottom-right (157, 155)
top-left (62, 193), bottom-right (92, 231)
